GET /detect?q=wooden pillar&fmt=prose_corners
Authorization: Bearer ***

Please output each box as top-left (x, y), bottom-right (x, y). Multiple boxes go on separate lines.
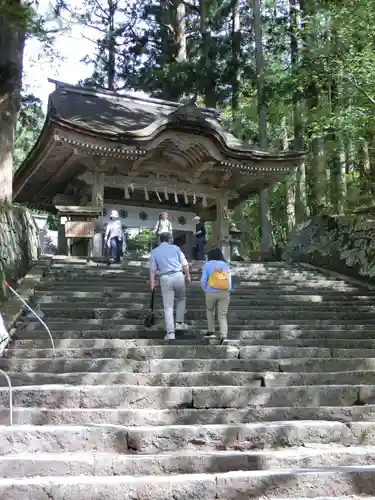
top-left (91, 171), bottom-right (105, 205)
top-left (212, 197), bottom-right (231, 261)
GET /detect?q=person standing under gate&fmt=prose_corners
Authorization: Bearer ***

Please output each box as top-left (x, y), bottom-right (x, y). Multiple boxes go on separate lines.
top-left (200, 247), bottom-right (232, 344)
top-left (153, 212), bottom-right (173, 246)
top-left (149, 232), bottom-right (191, 340)
top-left (193, 216), bottom-right (206, 260)
top-left (105, 210), bottom-right (123, 263)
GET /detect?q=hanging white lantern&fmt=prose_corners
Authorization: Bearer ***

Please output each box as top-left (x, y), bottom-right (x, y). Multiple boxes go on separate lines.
top-left (124, 185), bottom-right (130, 200)
top-left (144, 187), bottom-right (149, 201)
top-left (174, 191), bottom-right (178, 203)
top-left (156, 190), bottom-right (162, 202)
top-left (164, 187), bottom-right (169, 200)
top-left (184, 191), bottom-right (188, 204)
top-left (193, 193), bottom-right (196, 204)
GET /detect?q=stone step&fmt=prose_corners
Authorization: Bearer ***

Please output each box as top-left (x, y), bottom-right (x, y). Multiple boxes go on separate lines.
top-left (2, 345), bottom-right (332, 359)
top-left (45, 280), bottom-right (361, 290)
top-left (15, 326), bottom-right (375, 340)
top-left (4, 369), bottom-right (375, 387)
top-left (0, 421), bottom-right (370, 454)
top-left (41, 273), bottom-right (368, 291)
top-left (0, 384), bottom-right (361, 408)
top-left (13, 337), bottom-right (375, 349)
top-left (35, 284), bottom-right (372, 295)
top-left (5, 446), bottom-right (375, 477)
top-left (2, 405), bottom-right (375, 426)
top-left (2, 356), bottom-right (375, 374)
top-left (35, 292), bottom-right (375, 304)
top-left (46, 269), bottom-right (340, 278)
top-left (0, 469), bottom-right (375, 498)
top-left (36, 307), bottom-right (375, 320)
top-left (0, 371), bottom-right (263, 387)
top-left (35, 299), bottom-right (375, 313)
top-left (0, 357), bottom-right (276, 373)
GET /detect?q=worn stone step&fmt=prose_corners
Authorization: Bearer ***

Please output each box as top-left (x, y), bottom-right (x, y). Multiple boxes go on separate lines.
top-left (47, 272), bottom-right (343, 281)
top-left (12, 337), bottom-right (375, 350)
top-left (279, 357), bottom-right (375, 372)
top-left (2, 405), bottom-right (375, 426)
top-left (15, 326), bottom-right (375, 340)
top-left (263, 370), bottom-right (375, 386)
top-left (35, 292), bottom-right (375, 304)
top-left (0, 421), bottom-right (365, 454)
top-left (37, 306), bottom-right (375, 321)
top-left (20, 318), bottom-right (375, 330)
top-left (5, 446), bottom-right (375, 478)
top-left (35, 299), bottom-right (375, 313)
top-left (0, 384), bottom-right (360, 408)
top-left (3, 345), bottom-right (331, 359)
top-left (4, 369), bottom-right (375, 388)
top-left (35, 284), bottom-right (372, 295)
top-left (48, 270), bottom-right (329, 280)
top-left (0, 371), bottom-right (263, 387)
top-left (1, 469), bottom-right (375, 499)
top-left (45, 282), bottom-right (363, 293)
top-left (0, 357), bottom-right (280, 373)
top-left (2, 356), bottom-right (374, 374)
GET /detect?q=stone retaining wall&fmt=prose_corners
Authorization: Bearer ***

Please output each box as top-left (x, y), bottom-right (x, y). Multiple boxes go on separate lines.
top-left (0, 205), bottom-right (39, 301)
top-left (282, 214), bottom-right (375, 282)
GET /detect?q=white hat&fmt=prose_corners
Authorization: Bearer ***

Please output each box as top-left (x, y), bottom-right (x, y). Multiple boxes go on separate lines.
top-left (193, 216), bottom-right (201, 221)
top-left (110, 209), bottom-right (119, 219)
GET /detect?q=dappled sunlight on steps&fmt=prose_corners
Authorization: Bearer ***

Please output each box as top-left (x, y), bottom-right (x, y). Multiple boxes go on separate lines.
top-left (1, 258), bottom-right (375, 497)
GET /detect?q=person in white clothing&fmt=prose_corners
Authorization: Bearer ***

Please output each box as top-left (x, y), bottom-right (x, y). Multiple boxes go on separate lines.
top-left (153, 212), bottom-right (173, 246)
top-left (105, 210), bottom-right (123, 263)
top-left (149, 232), bottom-right (191, 340)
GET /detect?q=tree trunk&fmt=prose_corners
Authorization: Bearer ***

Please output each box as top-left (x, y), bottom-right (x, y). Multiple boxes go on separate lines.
top-left (290, 0), bottom-right (307, 221)
top-left (174, 0), bottom-right (186, 62)
top-left (0, 0), bottom-right (26, 203)
top-left (107, 0), bottom-right (116, 90)
top-left (200, 0), bottom-right (217, 108)
top-left (253, 0), bottom-right (273, 259)
top-left (231, 0), bottom-right (241, 116)
top-left (282, 117), bottom-right (296, 233)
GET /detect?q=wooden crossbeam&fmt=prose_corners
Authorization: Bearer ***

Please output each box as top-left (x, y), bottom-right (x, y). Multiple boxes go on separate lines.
top-left (78, 171), bottom-right (238, 199)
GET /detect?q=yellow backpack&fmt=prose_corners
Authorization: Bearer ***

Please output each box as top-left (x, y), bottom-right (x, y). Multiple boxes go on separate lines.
top-left (207, 268), bottom-right (229, 290)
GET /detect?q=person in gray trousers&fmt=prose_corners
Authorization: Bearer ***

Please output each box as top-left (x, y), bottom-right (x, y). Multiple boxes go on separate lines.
top-left (149, 232), bottom-right (191, 340)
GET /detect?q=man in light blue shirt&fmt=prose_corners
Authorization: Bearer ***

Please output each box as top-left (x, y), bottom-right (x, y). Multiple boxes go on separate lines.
top-left (149, 232), bottom-right (191, 340)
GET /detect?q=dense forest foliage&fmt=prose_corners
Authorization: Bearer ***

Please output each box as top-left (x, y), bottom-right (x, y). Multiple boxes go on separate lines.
top-left (2, 0), bottom-right (375, 256)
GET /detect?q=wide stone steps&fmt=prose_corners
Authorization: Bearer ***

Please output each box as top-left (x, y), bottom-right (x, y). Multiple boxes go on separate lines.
top-left (2, 356), bottom-right (375, 373)
top-left (27, 308), bottom-right (375, 321)
top-left (3, 258), bottom-right (375, 497)
top-left (0, 421), bottom-right (372, 453)
top-left (5, 446), bottom-right (375, 477)
top-left (3, 369), bottom-right (375, 387)
top-left (0, 470), bottom-right (374, 499)
top-left (1, 405), bottom-right (375, 426)
top-left (12, 337), bottom-right (375, 349)
top-left (15, 326), bottom-right (375, 340)
top-left (34, 299), bottom-right (375, 313)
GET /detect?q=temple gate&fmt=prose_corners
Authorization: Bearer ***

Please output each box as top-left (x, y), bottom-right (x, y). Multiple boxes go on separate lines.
top-left (13, 80), bottom-right (304, 259)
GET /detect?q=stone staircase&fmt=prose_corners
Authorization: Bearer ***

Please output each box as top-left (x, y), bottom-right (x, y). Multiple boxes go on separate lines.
top-left (1, 258), bottom-right (375, 497)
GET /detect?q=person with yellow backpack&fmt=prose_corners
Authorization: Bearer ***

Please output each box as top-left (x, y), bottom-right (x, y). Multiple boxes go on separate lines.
top-left (200, 247), bottom-right (232, 344)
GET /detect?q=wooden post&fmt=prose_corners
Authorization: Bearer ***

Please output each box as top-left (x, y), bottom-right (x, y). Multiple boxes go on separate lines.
top-left (91, 172), bottom-right (105, 257)
top-left (213, 197), bottom-right (231, 261)
top-left (91, 171), bottom-right (105, 204)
